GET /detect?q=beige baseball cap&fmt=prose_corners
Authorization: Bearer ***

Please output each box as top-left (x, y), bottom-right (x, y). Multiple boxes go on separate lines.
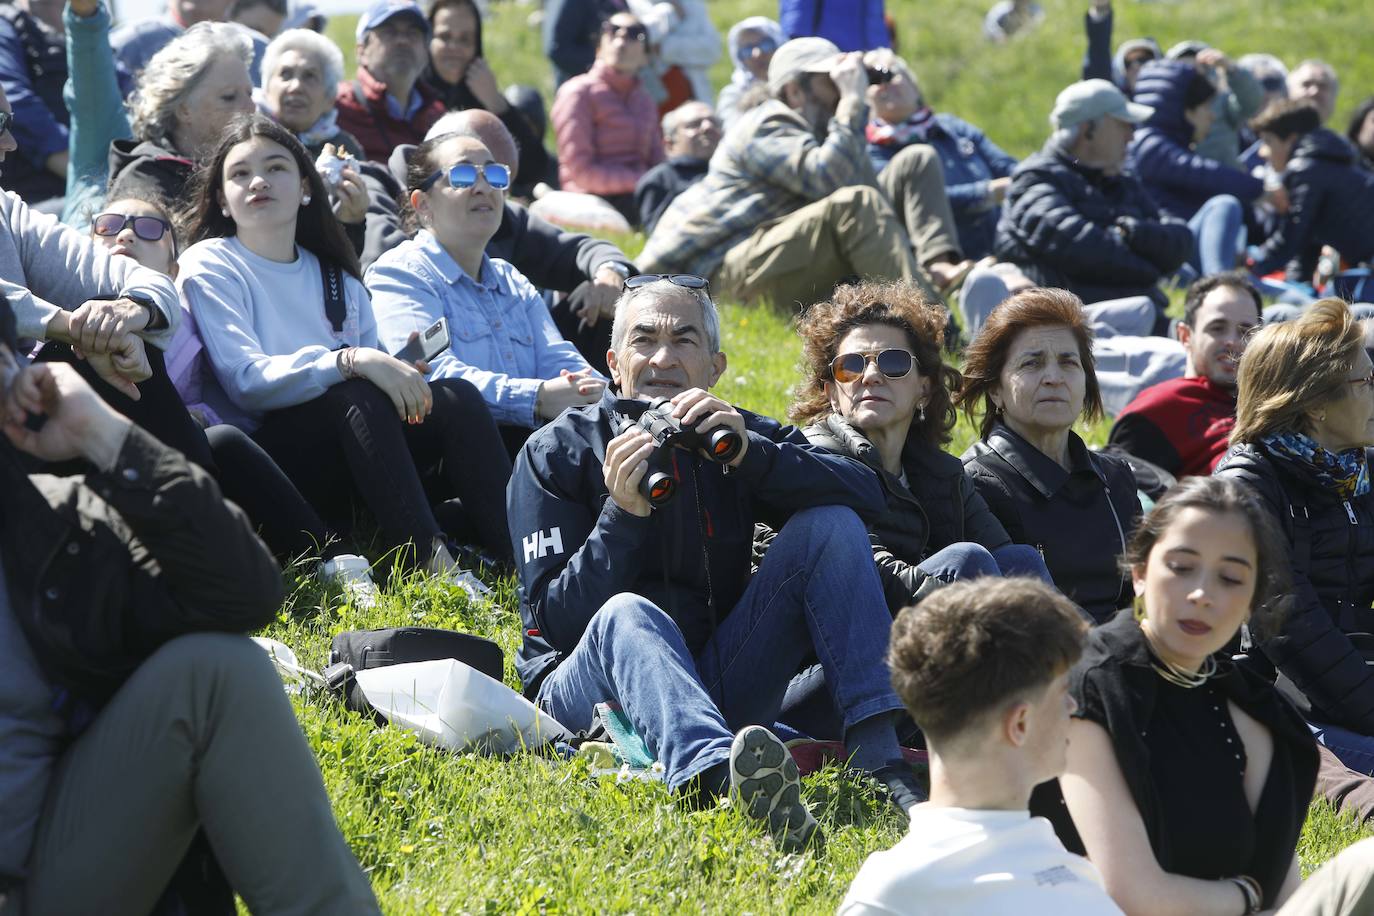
top-left (767, 37), bottom-right (843, 95)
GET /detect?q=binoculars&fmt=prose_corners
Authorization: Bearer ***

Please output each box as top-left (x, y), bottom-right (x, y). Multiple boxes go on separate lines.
top-left (622, 398), bottom-right (743, 507)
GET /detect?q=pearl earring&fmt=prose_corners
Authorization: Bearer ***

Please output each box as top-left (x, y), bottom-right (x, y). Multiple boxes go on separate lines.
top-left (302, 195), bottom-right (312, 206)
top-left (918, 403), bottom-right (926, 423)
top-left (221, 207), bottom-right (231, 218)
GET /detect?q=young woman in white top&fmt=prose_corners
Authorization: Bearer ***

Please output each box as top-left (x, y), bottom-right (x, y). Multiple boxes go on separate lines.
top-left (177, 114), bottom-right (511, 587)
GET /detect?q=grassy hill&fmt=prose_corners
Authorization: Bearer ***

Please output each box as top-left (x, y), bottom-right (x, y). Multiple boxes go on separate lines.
top-left (279, 2), bottom-right (1374, 911)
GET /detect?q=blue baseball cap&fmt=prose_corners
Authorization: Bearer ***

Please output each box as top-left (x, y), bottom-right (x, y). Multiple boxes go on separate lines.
top-left (355, 0), bottom-right (428, 43)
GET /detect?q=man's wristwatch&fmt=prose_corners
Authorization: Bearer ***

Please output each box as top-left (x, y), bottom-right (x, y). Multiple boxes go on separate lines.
top-left (125, 292), bottom-right (165, 331)
top-left (596, 261), bottom-right (632, 284)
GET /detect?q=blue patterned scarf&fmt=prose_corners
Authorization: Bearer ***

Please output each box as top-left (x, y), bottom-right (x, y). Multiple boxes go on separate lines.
top-left (1262, 431), bottom-right (1371, 499)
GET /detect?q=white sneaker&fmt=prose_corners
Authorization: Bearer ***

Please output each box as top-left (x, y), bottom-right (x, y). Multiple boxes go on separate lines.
top-left (444, 564), bottom-right (493, 602)
top-left (320, 554), bottom-right (380, 609)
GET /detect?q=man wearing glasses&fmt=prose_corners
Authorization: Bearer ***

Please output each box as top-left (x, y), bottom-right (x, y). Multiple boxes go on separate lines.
top-left (507, 276), bottom-right (924, 853)
top-left (550, 12), bottom-right (664, 225)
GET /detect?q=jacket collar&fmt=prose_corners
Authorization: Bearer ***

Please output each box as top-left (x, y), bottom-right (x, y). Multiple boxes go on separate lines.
top-left (589, 59), bottom-right (642, 95)
top-left (414, 229), bottom-right (494, 289)
top-left (984, 421), bottom-right (1101, 498)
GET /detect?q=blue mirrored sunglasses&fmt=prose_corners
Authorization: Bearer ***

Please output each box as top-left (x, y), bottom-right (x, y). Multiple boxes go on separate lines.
top-left (418, 161), bottom-right (511, 192)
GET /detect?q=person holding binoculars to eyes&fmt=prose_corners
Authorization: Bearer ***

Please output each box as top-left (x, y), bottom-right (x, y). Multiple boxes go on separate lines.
top-left (506, 275), bottom-right (925, 853)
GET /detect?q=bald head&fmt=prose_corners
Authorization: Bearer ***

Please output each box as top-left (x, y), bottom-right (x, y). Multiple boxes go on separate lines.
top-left (425, 108), bottom-right (520, 179)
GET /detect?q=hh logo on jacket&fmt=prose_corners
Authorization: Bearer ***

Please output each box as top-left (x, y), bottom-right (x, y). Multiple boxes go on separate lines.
top-left (523, 527), bottom-right (564, 564)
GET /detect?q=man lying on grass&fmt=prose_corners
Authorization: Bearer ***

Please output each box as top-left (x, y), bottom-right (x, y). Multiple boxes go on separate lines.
top-left (507, 274), bottom-right (921, 851)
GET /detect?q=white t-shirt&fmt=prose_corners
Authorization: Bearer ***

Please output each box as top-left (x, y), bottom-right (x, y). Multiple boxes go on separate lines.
top-left (838, 806), bottom-right (1123, 916)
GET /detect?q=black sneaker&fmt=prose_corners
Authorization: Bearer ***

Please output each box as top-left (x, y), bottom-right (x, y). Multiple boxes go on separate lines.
top-left (729, 725), bottom-right (822, 852)
top-left (871, 762), bottom-right (927, 823)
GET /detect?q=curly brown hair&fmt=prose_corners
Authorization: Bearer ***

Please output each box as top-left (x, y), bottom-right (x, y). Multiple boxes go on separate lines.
top-left (790, 280), bottom-right (962, 447)
top-left (955, 287), bottom-right (1102, 440)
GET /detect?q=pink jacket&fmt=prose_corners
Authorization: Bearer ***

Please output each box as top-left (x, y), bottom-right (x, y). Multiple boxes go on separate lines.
top-left (551, 60), bottom-right (665, 197)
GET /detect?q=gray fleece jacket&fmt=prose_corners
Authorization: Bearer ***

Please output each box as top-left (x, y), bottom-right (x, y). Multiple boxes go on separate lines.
top-left (0, 191), bottom-right (178, 346)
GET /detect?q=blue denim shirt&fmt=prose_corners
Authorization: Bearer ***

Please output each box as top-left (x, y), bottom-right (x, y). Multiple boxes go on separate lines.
top-left (366, 230), bottom-right (598, 428)
top-left (868, 113), bottom-right (1018, 260)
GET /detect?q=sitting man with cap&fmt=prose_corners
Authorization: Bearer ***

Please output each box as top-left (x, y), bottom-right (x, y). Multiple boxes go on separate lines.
top-left (335, 0), bottom-right (445, 162)
top-left (993, 78), bottom-right (1192, 336)
top-left (508, 276), bottom-right (925, 852)
top-left (638, 37), bottom-right (969, 311)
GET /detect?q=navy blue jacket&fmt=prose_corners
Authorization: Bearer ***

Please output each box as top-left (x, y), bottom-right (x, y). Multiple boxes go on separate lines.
top-left (780, 0), bottom-right (887, 51)
top-left (1129, 60), bottom-right (1263, 220)
top-left (1250, 129), bottom-right (1374, 279)
top-left (995, 143), bottom-right (1192, 307)
top-left (507, 389), bottom-right (884, 695)
top-left (0, 4), bottom-right (67, 203)
top-left (868, 113), bottom-right (1017, 260)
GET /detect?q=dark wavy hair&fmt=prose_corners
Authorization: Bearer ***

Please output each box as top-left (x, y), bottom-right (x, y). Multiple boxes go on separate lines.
top-left (1123, 476), bottom-right (1292, 640)
top-left (956, 287), bottom-right (1102, 440)
top-left (186, 113), bottom-right (361, 280)
top-left (1348, 96), bottom-right (1374, 156)
top-left (791, 281), bottom-right (961, 448)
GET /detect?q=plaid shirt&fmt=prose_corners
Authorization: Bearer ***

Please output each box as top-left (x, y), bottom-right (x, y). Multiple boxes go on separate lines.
top-left (638, 96), bottom-right (878, 279)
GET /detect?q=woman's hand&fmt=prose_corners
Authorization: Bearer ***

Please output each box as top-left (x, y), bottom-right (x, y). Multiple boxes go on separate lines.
top-left (83, 333), bottom-right (152, 400)
top-left (464, 58), bottom-right (509, 113)
top-left (350, 348), bottom-right (433, 424)
top-left (535, 368), bottom-right (605, 420)
top-left (332, 165), bottom-right (370, 224)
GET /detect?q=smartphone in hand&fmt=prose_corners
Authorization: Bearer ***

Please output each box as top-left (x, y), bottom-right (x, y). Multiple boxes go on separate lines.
top-left (393, 317), bottom-right (451, 365)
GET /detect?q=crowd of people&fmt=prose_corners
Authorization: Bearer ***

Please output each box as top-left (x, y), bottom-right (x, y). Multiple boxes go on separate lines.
top-left (3, 0), bottom-right (1374, 912)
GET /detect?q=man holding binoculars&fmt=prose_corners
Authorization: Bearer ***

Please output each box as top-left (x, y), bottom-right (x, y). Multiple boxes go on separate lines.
top-left (507, 276), bottom-right (923, 850)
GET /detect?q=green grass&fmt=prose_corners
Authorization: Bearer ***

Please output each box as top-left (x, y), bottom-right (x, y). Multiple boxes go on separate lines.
top-left (286, 2), bottom-right (1374, 910)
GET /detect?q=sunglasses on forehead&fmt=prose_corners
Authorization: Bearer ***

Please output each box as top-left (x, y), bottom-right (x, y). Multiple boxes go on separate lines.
top-left (418, 161), bottom-right (511, 192)
top-left (92, 212), bottom-right (172, 242)
top-left (602, 21), bottom-right (647, 42)
top-left (623, 274), bottom-right (710, 293)
top-left (829, 349), bottom-right (915, 383)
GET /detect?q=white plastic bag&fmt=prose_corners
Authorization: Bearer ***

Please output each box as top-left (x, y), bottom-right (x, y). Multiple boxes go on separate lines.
top-left (354, 658), bottom-right (574, 755)
top-left (253, 636), bottom-right (326, 694)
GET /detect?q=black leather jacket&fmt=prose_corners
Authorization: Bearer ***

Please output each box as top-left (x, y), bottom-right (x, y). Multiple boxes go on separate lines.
top-left (804, 414), bottom-right (1011, 612)
top-left (962, 423), bottom-right (1141, 622)
top-left (1215, 442), bottom-right (1374, 732)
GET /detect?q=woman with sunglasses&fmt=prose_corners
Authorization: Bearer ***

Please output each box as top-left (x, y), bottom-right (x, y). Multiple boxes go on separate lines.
top-left (1036, 476), bottom-right (1320, 915)
top-left (1216, 299), bottom-right (1374, 775)
top-left (178, 114), bottom-right (512, 592)
top-left (717, 17), bottom-right (785, 130)
top-left (790, 280), bottom-right (1051, 615)
top-left (367, 131), bottom-right (603, 436)
top-left (958, 287), bottom-right (1142, 623)
top-left (549, 11), bottom-right (664, 225)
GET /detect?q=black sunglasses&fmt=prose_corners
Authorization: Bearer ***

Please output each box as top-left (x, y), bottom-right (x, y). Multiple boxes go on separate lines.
top-left (0, 111), bottom-right (16, 134)
top-left (92, 212), bottom-right (172, 242)
top-left (602, 22), bottom-right (647, 42)
top-left (830, 349), bottom-right (915, 383)
top-left (623, 274), bottom-right (710, 293)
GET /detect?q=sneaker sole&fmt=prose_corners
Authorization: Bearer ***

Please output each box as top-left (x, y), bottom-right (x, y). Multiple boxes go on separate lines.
top-left (729, 726), bottom-right (821, 853)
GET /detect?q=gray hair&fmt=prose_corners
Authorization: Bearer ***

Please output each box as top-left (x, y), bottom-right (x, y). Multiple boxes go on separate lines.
top-left (261, 27), bottom-right (345, 99)
top-left (128, 22), bottom-right (253, 147)
top-left (1237, 52), bottom-right (1288, 82)
top-left (660, 100), bottom-right (716, 140)
top-left (611, 280), bottom-right (721, 354)
top-left (1049, 120), bottom-right (1090, 154)
top-left (1290, 59), bottom-right (1339, 93)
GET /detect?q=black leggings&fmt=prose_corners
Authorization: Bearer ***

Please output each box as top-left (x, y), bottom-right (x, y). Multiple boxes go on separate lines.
top-left (251, 377), bottom-right (513, 565)
top-left (35, 341), bottom-right (215, 472)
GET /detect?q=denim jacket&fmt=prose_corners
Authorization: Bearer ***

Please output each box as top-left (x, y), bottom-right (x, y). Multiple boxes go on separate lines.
top-left (366, 230), bottom-right (597, 428)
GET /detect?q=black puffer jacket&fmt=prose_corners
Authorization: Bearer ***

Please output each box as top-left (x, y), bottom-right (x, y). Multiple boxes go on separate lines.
top-left (963, 423), bottom-right (1141, 622)
top-left (804, 414), bottom-right (1012, 612)
top-left (106, 137), bottom-right (194, 204)
top-left (1214, 442), bottom-right (1374, 732)
top-left (995, 142), bottom-right (1192, 309)
top-left (1249, 129), bottom-right (1374, 280)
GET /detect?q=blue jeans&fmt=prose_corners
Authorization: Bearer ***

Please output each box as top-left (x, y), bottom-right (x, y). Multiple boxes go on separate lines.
top-left (534, 506), bottom-right (904, 791)
top-left (780, 542), bottom-right (1052, 741)
top-left (1311, 721), bottom-right (1374, 777)
top-left (915, 542), bottom-right (1053, 585)
top-left (1188, 194), bottom-right (1246, 277)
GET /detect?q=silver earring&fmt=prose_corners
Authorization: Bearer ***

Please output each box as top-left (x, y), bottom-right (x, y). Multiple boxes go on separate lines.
top-left (918, 403), bottom-right (926, 422)
top-left (302, 195), bottom-right (312, 206)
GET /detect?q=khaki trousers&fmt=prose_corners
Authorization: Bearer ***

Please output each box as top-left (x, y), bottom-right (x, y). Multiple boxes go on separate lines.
top-left (1277, 836), bottom-right (1374, 915)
